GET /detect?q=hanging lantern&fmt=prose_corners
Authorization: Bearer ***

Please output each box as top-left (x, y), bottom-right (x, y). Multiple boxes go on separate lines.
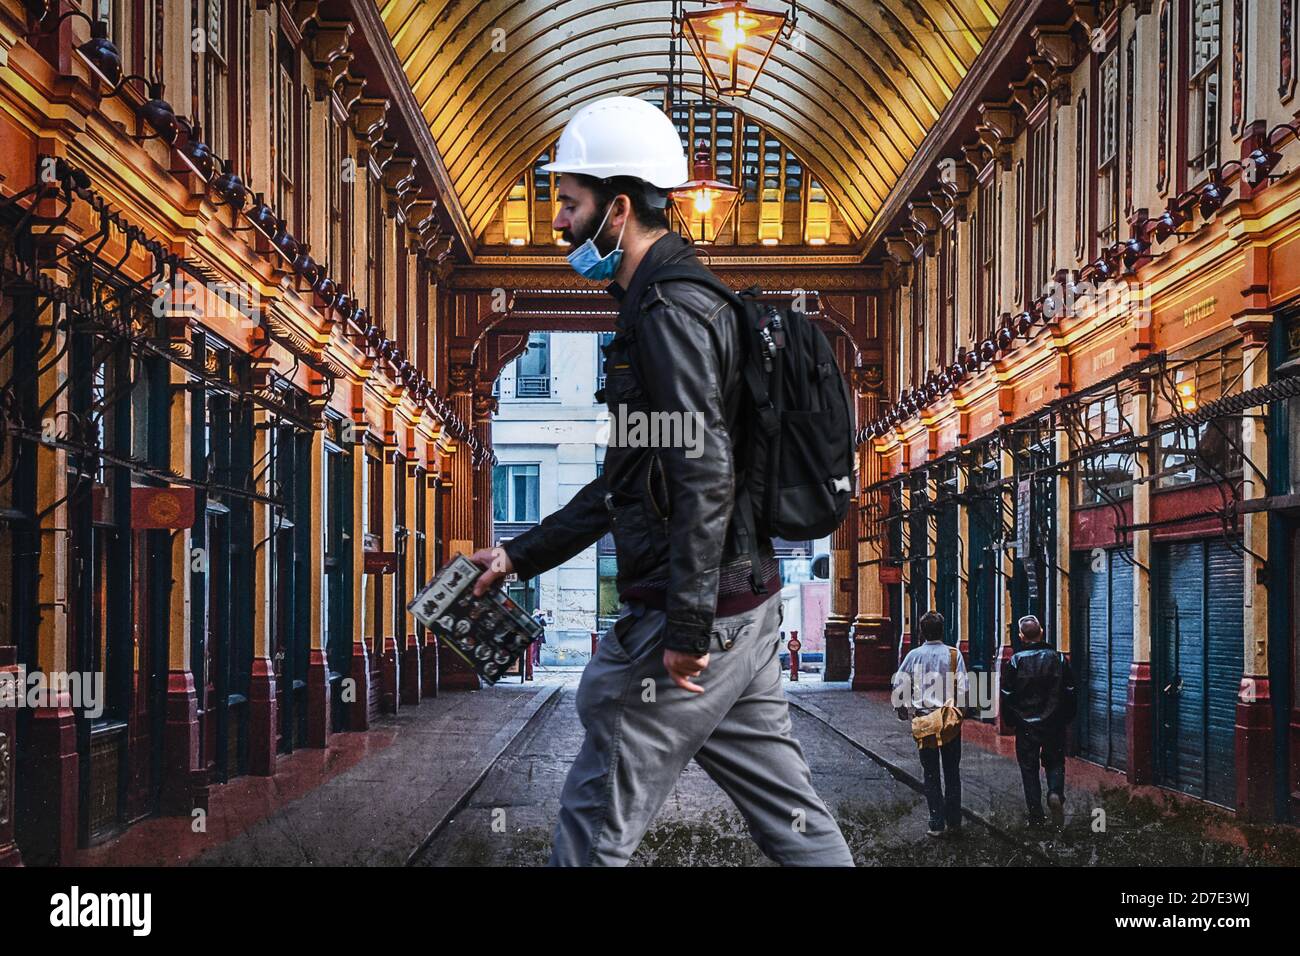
top-left (670, 141), bottom-right (743, 244)
top-left (679, 1), bottom-right (788, 98)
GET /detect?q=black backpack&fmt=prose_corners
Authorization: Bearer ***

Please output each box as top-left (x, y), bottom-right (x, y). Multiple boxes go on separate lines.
top-left (626, 260), bottom-right (857, 591)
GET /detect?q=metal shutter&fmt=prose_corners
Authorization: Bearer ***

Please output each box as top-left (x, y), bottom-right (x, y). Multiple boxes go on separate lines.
top-left (1155, 538), bottom-right (1243, 807)
top-left (1205, 539), bottom-right (1243, 808)
top-left (1073, 548), bottom-right (1133, 771)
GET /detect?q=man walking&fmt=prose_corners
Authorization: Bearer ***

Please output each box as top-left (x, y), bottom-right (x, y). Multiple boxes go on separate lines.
top-left (892, 611), bottom-right (967, 838)
top-left (471, 96), bottom-right (853, 867)
top-left (1000, 615), bottom-right (1077, 828)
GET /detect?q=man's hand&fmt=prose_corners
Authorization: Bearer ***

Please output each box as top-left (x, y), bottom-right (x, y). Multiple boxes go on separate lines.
top-left (469, 547), bottom-right (513, 596)
top-left (664, 648), bottom-right (709, 693)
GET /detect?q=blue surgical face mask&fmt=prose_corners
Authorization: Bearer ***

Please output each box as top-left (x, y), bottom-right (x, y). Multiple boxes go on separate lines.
top-left (567, 200), bottom-right (627, 280)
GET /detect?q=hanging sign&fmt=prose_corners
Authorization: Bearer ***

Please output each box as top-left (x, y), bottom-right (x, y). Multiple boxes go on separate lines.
top-left (130, 486), bottom-right (196, 529)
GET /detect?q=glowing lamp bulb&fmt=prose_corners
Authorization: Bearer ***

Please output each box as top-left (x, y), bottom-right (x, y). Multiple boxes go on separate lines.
top-left (720, 13), bottom-right (746, 49)
top-left (693, 190), bottom-right (713, 214)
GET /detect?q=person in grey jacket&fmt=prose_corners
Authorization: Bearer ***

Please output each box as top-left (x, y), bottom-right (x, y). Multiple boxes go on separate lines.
top-left (470, 97), bottom-right (852, 868)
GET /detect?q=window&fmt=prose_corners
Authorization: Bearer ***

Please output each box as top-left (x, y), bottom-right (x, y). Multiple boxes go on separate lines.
top-left (939, 225), bottom-right (956, 363)
top-left (974, 176), bottom-right (998, 340)
top-left (1188, 0), bottom-right (1222, 182)
top-left (1013, 160), bottom-right (1025, 305)
top-left (369, 174), bottom-right (385, 328)
top-left (275, 35), bottom-right (301, 232)
top-left (1097, 49), bottom-right (1120, 249)
top-left (1074, 393), bottom-right (1134, 505)
top-left (742, 122), bottom-right (762, 202)
top-left (492, 464), bottom-right (540, 523)
top-left (1074, 92), bottom-right (1090, 260)
top-left (911, 252), bottom-right (927, 386)
top-left (1029, 119), bottom-right (1053, 299)
top-left (192, 0), bottom-right (231, 160)
top-left (514, 333), bottom-right (550, 398)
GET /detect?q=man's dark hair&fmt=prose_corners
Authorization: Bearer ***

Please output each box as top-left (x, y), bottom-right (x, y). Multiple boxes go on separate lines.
top-left (1018, 615), bottom-right (1043, 643)
top-left (574, 173), bottom-right (671, 232)
top-left (919, 611), bottom-right (945, 643)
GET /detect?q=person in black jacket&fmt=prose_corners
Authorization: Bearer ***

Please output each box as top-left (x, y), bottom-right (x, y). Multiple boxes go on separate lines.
top-left (1000, 615), bottom-right (1077, 828)
top-left (469, 97), bottom-right (853, 867)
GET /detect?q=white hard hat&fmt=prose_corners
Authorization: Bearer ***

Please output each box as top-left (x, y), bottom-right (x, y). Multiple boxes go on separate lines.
top-left (542, 96), bottom-right (688, 190)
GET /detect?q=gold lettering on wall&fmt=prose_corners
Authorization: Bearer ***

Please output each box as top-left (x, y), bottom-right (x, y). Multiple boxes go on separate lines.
top-left (1092, 348), bottom-right (1115, 372)
top-left (1183, 297), bottom-right (1216, 327)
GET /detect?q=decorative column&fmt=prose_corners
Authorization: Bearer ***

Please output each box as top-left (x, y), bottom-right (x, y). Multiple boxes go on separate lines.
top-left (420, 463), bottom-right (444, 697)
top-left (995, 443), bottom-right (1016, 736)
top-left (437, 365), bottom-right (481, 690)
top-left (1054, 420), bottom-right (1072, 659)
top-left (247, 407), bottom-right (277, 775)
top-left (471, 391), bottom-right (497, 551)
top-left (852, 365), bottom-right (893, 689)
top-left (161, 337), bottom-right (204, 813)
top-left (378, 442), bottom-right (400, 714)
top-left (955, 462), bottom-right (971, 659)
top-left (306, 426), bottom-right (331, 747)
top-left (1126, 383), bottom-right (1155, 783)
top-left (19, 257), bottom-right (77, 864)
top-left (400, 455), bottom-right (422, 706)
top-left (1234, 317), bottom-right (1274, 821)
top-left (347, 414), bottom-right (371, 730)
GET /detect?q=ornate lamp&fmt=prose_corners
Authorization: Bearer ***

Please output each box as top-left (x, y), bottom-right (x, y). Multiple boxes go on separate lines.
top-left (679, 1), bottom-right (788, 98)
top-left (670, 141), bottom-right (743, 243)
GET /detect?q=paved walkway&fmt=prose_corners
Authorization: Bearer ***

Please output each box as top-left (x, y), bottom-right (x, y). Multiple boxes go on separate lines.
top-left (78, 683), bottom-right (559, 867)
top-left (785, 683), bottom-right (1300, 866)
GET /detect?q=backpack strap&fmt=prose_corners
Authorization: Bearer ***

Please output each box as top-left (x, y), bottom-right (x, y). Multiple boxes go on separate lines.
top-left (625, 261), bottom-right (770, 594)
top-left (643, 265), bottom-right (781, 439)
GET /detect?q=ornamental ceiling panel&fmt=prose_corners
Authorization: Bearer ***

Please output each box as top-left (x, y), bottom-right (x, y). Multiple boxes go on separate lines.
top-left (381, 0), bottom-right (1005, 248)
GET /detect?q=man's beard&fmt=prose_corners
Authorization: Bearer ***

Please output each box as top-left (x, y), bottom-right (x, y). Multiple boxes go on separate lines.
top-left (564, 206), bottom-right (607, 249)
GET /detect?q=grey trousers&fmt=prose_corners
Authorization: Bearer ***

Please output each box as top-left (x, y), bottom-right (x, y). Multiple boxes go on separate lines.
top-left (547, 592), bottom-right (854, 866)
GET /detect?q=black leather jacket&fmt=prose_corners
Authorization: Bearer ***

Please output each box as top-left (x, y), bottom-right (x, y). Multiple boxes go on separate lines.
top-left (1000, 642), bottom-right (1078, 735)
top-left (502, 232), bottom-right (769, 654)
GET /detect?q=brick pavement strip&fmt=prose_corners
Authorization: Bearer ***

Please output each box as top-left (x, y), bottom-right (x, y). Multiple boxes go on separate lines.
top-left (192, 684), bottom-right (561, 867)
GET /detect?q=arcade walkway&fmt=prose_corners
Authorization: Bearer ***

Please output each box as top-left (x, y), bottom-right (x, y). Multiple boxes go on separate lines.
top-left (76, 676), bottom-right (1300, 868)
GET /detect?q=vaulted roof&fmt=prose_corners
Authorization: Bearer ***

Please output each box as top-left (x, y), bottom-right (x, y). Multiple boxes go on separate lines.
top-left (381, 0), bottom-right (1007, 249)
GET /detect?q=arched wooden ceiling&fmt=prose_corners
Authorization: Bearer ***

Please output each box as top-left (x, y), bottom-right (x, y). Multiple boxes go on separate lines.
top-left (380, 0), bottom-right (1005, 245)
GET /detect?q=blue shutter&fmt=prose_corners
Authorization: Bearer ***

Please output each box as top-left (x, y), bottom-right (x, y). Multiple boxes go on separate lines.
top-left (1076, 552), bottom-right (1110, 765)
top-left (1157, 540), bottom-right (1206, 798)
top-left (1073, 547), bottom-right (1133, 771)
top-left (1205, 539), bottom-right (1242, 808)
top-left (1155, 537), bottom-right (1241, 807)
top-left (1108, 551), bottom-right (1133, 771)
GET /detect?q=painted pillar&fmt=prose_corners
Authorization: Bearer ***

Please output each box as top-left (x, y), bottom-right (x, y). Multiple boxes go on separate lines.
top-left (898, 481), bottom-right (912, 651)
top-left (305, 427), bottom-right (330, 747)
top-left (852, 366), bottom-right (894, 690)
top-left (247, 407), bottom-right (277, 775)
top-left (400, 454), bottom-right (422, 706)
top-left (1127, 386), bottom-right (1155, 784)
top-left (1235, 321), bottom-right (1274, 821)
top-left (1054, 420), bottom-right (1072, 657)
top-left (347, 414), bottom-right (370, 730)
top-left (378, 444), bottom-right (400, 714)
top-left (438, 369), bottom-right (480, 690)
top-left (420, 460), bottom-right (442, 697)
top-left (955, 461), bottom-right (971, 659)
top-left (995, 443), bottom-right (1016, 735)
top-left (19, 264), bottom-right (77, 864)
top-left (161, 343), bottom-right (204, 814)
